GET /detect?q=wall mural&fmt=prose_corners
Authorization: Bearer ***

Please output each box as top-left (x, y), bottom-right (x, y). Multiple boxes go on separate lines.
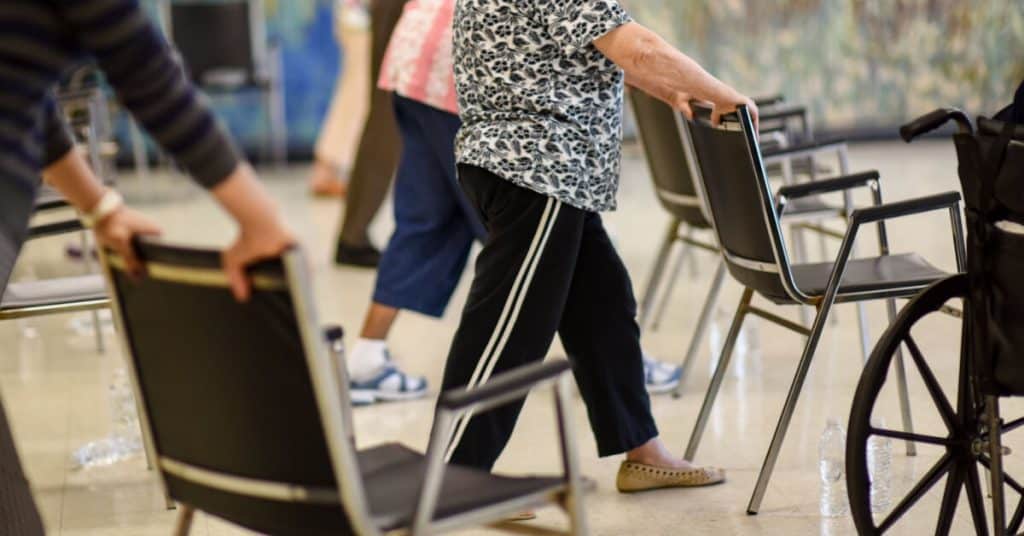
top-left (630, 0), bottom-right (1024, 135)
top-left (142, 0), bottom-right (1024, 154)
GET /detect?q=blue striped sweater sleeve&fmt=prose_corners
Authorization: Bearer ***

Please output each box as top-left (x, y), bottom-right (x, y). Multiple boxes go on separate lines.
top-left (51, 0), bottom-right (242, 187)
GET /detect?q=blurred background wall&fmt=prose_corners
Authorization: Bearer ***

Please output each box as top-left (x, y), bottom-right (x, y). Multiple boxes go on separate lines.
top-left (132, 0), bottom-right (1024, 157)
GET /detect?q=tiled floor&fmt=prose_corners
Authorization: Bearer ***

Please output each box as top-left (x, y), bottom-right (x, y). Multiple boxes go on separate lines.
top-left (3, 139), bottom-right (1019, 535)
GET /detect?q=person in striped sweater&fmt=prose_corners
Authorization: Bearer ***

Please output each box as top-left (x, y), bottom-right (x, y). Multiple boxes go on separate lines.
top-left (0, 2), bottom-right (295, 533)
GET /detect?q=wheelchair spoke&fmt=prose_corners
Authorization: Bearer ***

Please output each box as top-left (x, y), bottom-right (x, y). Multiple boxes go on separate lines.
top-left (977, 456), bottom-right (1024, 496)
top-left (1009, 495), bottom-right (1024, 536)
top-left (870, 427), bottom-right (956, 447)
top-left (1003, 416), bottom-right (1024, 434)
top-left (964, 462), bottom-right (990, 536)
top-left (904, 336), bottom-right (958, 432)
top-left (879, 453), bottom-right (954, 532)
top-left (935, 466), bottom-right (963, 536)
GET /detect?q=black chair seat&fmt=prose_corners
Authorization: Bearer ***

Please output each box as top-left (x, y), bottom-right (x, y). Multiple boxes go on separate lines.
top-left (1, 274), bottom-right (107, 310)
top-left (792, 253), bottom-right (948, 297)
top-left (361, 443), bottom-right (565, 531)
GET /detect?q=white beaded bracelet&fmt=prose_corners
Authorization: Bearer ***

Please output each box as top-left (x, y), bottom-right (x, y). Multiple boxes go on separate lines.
top-left (81, 189), bottom-right (124, 229)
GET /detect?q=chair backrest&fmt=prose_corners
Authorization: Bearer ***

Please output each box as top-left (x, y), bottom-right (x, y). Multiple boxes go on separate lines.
top-left (165, 0), bottom-right (266, 85)
top-left (102, 240), bottom-right (373, 535)
top-left (628, 90), bottom-right (709, 228)
top-left (680, 104), bottom-right (800, 301)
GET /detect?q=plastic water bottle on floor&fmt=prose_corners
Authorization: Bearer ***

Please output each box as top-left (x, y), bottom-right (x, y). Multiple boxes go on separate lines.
top-left (868, 417), bottom-right (892, 513)
top-left (70, 368), bottom-right (143, 469)
top-left (819, 418), bottom-right (848, 517)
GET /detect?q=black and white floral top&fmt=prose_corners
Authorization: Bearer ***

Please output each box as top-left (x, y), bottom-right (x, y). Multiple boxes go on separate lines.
top-left (453, 0), bottom-right (632, 212)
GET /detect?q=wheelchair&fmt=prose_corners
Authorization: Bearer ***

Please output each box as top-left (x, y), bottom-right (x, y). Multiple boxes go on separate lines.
top-left (846, 108), bottom-right (1024, 535)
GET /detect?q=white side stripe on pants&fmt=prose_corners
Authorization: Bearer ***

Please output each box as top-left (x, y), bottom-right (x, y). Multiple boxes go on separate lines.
top-left (445, 197), bottom-right (562, 461)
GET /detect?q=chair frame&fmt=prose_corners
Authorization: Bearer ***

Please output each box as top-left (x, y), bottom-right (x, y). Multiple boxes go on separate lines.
top-left (99, 245), bottom-right (589, 535)
top-left (678, 104), bottom-right (967, 514)
top-left (629, 91), bottom-right (861, 397)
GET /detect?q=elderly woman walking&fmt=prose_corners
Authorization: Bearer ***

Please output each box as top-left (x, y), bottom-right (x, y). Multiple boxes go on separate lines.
top-left (439, 0), bottom-right (759, 491)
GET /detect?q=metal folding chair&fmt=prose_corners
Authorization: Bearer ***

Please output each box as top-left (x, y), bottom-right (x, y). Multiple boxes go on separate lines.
top-left (679, 103), bottom-right (966, 514)
top-left (629, 90), bottom-right (857, 396)
top-left (100, 239), bottom-right (589, 535)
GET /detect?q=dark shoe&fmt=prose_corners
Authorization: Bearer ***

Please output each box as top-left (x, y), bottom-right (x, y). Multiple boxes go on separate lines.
top-left (334, 242), bottom-right (381, 268)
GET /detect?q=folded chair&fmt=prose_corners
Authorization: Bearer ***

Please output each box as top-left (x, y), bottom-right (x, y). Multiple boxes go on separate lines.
top-left (629, 91), bottom-right (855, 396)
top-left (678, 103), bottom-right (966, 514)
top-left (99, 240), bottom-right (588, 535)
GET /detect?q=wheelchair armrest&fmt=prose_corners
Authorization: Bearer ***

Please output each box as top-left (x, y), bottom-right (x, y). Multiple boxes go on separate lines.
top-left (764, 138), bottom-right (847, 162)
top-left (851, 191), bottom-right (962, 225)
top-left (439, 359), bottom-right (572, 411)
top-left (777, 171), bottom-right (880, 200)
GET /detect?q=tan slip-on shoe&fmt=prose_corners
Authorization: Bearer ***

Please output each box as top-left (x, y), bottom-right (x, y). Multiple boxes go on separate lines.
top-left (616, 461), bottom-right (726, 493)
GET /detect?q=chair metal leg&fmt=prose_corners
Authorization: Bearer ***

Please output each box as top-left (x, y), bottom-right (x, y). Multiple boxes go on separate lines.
top-left (855, 302), bottom-right (871, 364)
top-left (638, 220), bottom-right (680, 328)
top-left (886, 299), bottom-right (917, 457)
top-left (650, 239), bottom-right (693, 331)
top-left (747, 301), bottom-right (833, 515)
top-left (554, 376), bottom-right (589, 536)
top-left (173, 505), bottom-right (194, 536)
top-left (78, 231), bottom-right (106, 354)
top-left (988, 395), bottom-right (1007, 536)
top-left (672, 260), bottom-right (726, 399)
top-left (685, 288), bottom-right (753, 461)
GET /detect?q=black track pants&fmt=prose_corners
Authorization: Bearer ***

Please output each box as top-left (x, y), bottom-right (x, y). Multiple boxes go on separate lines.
top-left (442, 165), bottom-right (658, 469)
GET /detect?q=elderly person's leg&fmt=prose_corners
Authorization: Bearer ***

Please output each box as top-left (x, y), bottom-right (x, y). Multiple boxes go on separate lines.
top-left (558, 212), bottom-right (657, 455)
top-left (334, 0), bottom-right (408, 267)
top-left (442, 166), bottom-right (587, 469)
top-left (0, 397), bottom-right (44, 536)
top-left (558, 214), bottom-right (724, 491)
top-left (349, 96), bottom-right (475, 401)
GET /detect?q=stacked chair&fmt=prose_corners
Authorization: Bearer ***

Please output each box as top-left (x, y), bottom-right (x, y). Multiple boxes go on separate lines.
top-left (99, 239), bottom-right (590, 535)
top-left (677, 102), bottom-right (965, 514)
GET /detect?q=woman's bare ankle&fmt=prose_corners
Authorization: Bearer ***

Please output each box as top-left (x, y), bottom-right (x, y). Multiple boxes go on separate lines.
top-left (625, 437), bottom-right (696, 470)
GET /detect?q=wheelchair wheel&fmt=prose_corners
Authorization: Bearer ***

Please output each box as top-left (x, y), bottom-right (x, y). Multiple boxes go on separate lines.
top-left (847, 275), bottom-right (1024, 535)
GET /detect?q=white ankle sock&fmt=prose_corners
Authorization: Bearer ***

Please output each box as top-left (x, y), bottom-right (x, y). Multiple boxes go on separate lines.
top-left (348, 338), bottom-right (389, 382)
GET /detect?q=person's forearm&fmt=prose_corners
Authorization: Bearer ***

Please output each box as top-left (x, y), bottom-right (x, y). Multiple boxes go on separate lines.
top-left (598, 23), bottom-right (742, 107)
top-left (210, 164), bottom-right (284, 231)
top-left (42, 148), bottom-right (106, 213)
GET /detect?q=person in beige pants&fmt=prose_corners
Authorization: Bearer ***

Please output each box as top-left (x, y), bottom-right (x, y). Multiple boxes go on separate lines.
top-left (309, 0), bottom-right (371, 197)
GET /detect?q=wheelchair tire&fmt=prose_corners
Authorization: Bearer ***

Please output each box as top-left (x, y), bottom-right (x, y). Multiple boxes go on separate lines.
top-left (846, 275), bottom-right (1000, 535)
